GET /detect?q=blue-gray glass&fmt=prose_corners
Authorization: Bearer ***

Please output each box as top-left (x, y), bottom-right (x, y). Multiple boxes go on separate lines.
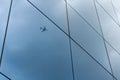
top-left (96, 2), bottom-right (120, 60)
top-left (1, 0), bottom-right (72, 80)
top-left (0, 0), bottom-right (120, 80)
top-left (0, 0), bottom-right (10, 57)
top-left (106, 43), bottom-right (120, 80)
top-left (0, 74), bottom-right (8, 80)
top-left (96, 3), bottom-right (120, 78)
top-left (30, 0), bottom-right (68, 33)
top-left (96, 0), bottom-right (119, 23)
top-left (67, 0), bottom-right (102, 34)
top-left (71, 41), bottom-right (113, 80)
top-left (67, 5), bottom-right (111, 72)
top-left (112, 0), bottom-right (120, 22)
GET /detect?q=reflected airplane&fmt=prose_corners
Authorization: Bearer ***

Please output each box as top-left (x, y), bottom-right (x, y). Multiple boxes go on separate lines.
top-left (40, 26), bottom-right (48, 32)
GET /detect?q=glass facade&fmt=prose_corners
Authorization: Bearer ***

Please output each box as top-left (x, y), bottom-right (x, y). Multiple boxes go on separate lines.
top-left (0, 0), bottom-right (120, 80)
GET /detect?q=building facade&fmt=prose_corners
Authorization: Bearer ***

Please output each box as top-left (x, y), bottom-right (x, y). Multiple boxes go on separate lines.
top-left (0, 0), bottom-right (120, 80)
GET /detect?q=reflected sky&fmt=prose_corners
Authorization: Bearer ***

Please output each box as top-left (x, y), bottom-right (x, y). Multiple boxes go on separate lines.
top-left (0, 0), bottom-right (120, 80)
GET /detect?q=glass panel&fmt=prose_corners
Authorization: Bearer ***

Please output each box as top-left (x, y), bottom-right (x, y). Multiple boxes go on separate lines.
top-left (96, 2), bottom-right (120, 57)
top-left (96, 0), bottom-right (119, 23)
top-left (1, 0), bottom-right (72, 80)
top-left (68, 6), bottom-right (111, 72)
top-left (67, 0), bottom-right (102, 34)
top-left (71, 41), bottom-right (113, 80)
top-left (112, 0), bottom-right (120, 23)
top-left (106, 43), bottom-right (120, 80)
top-left (0, 0), bottom-right (10, 57)
top-left (0, 74), bottom-right (9, 80)
top-left (29, 0), bottom-right (68, 33)
top-left (0, 0), bottom-right (120, 80)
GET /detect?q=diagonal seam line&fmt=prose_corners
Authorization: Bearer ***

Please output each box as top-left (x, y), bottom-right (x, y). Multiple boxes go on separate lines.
top-left (110, 0), bottom-right (120, 26)
top-left (0, 72), bottom-right (11, 80)
top-left (95, 0), bottom-right (120, 27)
top-left (67, 2), bottom-right (120, 79)
top-left (64, 0), bottom-right (75, 80)
top-left (66, 1), bottom-right (117, 80)
top-left (27, 0), bottom-right (118, 80)
top-left (66, 2), bottom-right (120, 57)
top-left (0, 0), bottom-right (13, 67)
top-left (0, 0), bottom-right (12, 80)
top-left (93, 0), bottom-right (115, 80)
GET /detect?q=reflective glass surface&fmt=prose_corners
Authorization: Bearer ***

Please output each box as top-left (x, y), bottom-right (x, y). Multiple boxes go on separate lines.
top-left (0, 0), bottom-right (120, 80)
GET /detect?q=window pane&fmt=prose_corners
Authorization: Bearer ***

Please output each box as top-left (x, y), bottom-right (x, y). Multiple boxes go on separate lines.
top-left (68, 6), bottom-right (111, 73)
top-left (1, 0), bottom-right (72, 80)
top-left (0, 0), bottom-right (10, 57)
top-left (71, 41), bottom-right (113, 80)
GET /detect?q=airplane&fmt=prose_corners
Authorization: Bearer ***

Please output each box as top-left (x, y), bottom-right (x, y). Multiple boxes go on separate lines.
top-left (40, 26), bottom-right (48, 32)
